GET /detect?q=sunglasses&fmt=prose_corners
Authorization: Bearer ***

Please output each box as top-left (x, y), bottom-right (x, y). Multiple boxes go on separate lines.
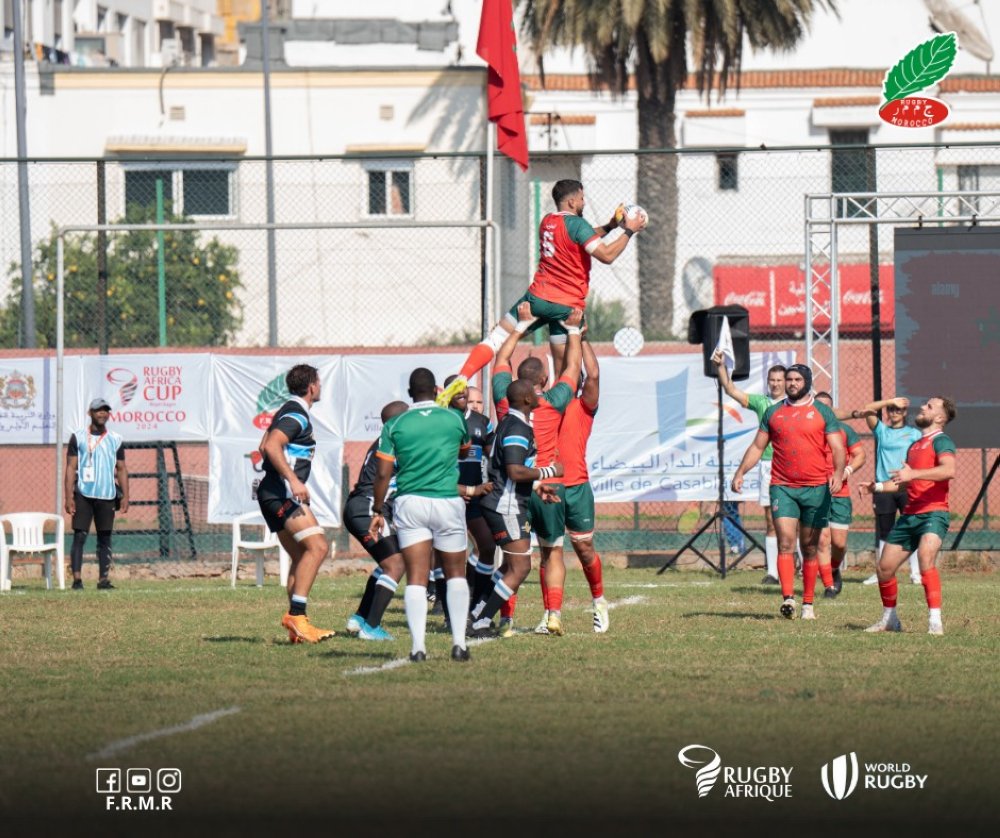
top-left (887, 406), bottom-right (905, 412)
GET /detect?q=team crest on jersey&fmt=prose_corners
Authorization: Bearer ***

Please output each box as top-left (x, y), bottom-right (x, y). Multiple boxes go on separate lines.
top-left (806, 411), bottom-right (815, 419)
top-left (0, 370), bottom-right (36, 410)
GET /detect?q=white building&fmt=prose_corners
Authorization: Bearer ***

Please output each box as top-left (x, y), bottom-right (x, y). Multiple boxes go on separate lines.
top-left (1, 0), bottom-right (999, 345)
top-left (1, 0), bottom-right (224, 67)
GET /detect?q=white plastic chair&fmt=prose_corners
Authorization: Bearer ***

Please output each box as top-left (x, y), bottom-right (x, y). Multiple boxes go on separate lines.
top-left (0, 513), bottom-right (66, 591)
top-left (230, 512), bottom-right (290, 588)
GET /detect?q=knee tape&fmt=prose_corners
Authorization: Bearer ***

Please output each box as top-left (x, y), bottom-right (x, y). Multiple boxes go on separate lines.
top-left (502, 547), bottom-right (533, 557)
top-left (569, 530), bottom-right (594, 543)
top-left (293, 525), bottom-right (325, 542)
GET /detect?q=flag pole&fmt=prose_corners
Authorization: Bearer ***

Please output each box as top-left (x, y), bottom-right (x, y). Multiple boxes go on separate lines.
top-left (484, 121), bottom-right (496, 340)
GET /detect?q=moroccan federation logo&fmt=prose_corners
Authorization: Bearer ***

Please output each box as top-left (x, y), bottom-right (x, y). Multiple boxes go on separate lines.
top-left (821, 752), bottom-right (860, 800)
top-left (0, 370), bottom-right (36, 409)
top-left (678, 745), bottom-right (723, 798)
top-left (878, 32), bottom-right (956, 128)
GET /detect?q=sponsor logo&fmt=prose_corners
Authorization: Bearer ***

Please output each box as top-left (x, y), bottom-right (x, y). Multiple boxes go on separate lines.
top-left (96, 767), bottom-right (180, 812)
top-left (820, 752), bottom-right (928, 799)
top-left (879, 33), bottom-right (956, 128)
top-left (0, 370), bottom-right (36, 410)
top-left (678, 745), bottom-right (793, 802)
top-left (254, 373), bottom-right (290, 430)
top-left (821, 752), bottom-right (860, 800)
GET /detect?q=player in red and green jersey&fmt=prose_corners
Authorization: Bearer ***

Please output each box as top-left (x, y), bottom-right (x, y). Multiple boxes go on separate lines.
top-left (731, 364), bottom-right (846, 621)
top-left (489, 306), bottom-right (583, 637)
top-left (814, 392), bottom-right (866, 600)
top-left (436, 179), bottom-right (644, 407)
top-left (860, 396), bottom-right (957, 636)
top-left (552, 338), bottom-right (610, 634)
top-left (712, 349), bottom-right (788, 584)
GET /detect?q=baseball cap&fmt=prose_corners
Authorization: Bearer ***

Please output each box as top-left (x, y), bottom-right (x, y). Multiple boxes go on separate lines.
top-left (89, 397), bottom-right (112, 411)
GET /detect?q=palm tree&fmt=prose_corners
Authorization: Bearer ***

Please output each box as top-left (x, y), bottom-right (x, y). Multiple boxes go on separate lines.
top-left (518, 0), bottom-right (836, 338)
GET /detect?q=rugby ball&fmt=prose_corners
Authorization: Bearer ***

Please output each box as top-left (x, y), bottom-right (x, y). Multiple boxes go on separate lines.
top-left (616, 203), bottom-right (649, 229)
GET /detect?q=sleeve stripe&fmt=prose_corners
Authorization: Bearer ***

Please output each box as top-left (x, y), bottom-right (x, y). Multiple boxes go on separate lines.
top-left (375, 451), bottom-right (396, 462)
top-left (503, 435), bottom-right (530, 449)
top-left (286, 412), bottom-right (308, 431)
top-left (583, 235), bottom-right (602, 254)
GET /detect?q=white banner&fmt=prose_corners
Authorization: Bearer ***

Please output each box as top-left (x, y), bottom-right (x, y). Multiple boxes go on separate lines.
top-left (337, 353), bottom-right (465, 441)
top-left (589, 352), bottom-right (795, 502)
top-left (207, 437), bottom-right (343, 526)
top-left (65, 354), bottom-right (212, 441)
top-left (210, 355), bottom-right (343, 440)
top-left (0, 357), bottom-right (61, 444)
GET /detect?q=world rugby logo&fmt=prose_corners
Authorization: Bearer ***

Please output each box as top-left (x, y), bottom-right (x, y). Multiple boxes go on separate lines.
top-left (678, 745), bottom-right (722, 798)
top-left (821, 752), bottom-right (859, 800)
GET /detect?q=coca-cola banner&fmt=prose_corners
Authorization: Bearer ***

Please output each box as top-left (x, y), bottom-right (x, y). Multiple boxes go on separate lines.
top-left (65, 354), bottom-right (212, 441)
top-left (714, 263), bottom-right (895, 330)
top-left (206, 437), bottom-right (343, 526)
top-left (210, 355), bottom-right (343, 440)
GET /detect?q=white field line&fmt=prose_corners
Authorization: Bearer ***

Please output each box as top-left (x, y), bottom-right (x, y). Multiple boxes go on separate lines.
top-left (343, 595), bottom-right (649, 678)
top-left (86, 706), bottom-right (242, 761)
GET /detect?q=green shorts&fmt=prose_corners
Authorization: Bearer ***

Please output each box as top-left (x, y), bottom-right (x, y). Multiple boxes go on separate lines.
top-left (886, 512), bottom-right (950, 553)
top-left (829, 496), bottom-right (853, 528)
top-left (770, 484), bottom-right (831, 529)
top-left (564, 482), bottom-right (595, 538)
top-left (528, 484), bottom-right (566, 546)
top-left (506, 291), bottom-right (585, 339)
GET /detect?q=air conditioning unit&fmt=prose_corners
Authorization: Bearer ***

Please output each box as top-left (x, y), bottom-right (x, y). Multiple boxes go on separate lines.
top-left (161, 37), bottom-right (181, 66)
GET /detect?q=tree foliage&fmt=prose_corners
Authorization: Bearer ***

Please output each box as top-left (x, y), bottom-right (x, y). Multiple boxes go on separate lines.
top-left (518, 0), bottom-right (835, 338)
top-left (0, 206), bottom-right (244, 349)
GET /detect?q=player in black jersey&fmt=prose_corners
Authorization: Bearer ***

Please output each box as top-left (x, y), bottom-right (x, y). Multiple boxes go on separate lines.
top-left (443, 375), bottom-right (497, 609)
top-left (258, 364), bottom-right (335, 644)
top-left (343, 401), bottom-right (408, 640)
top-left (470, 379), bottom-right (563, 636)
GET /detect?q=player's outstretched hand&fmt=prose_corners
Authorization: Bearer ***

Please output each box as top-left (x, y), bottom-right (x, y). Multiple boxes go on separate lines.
top-left (566, 308), bottom-right (584, 328)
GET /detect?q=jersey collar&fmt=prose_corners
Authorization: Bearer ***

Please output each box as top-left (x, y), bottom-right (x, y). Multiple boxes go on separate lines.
top-left (507, 407), bottom-right (529, 424)
top-left (411, 399), bottom-right (436, 409)
top-left (289, 395), bottom-right (310, 413)
top-left (784, 394), bottom-right (815, 408)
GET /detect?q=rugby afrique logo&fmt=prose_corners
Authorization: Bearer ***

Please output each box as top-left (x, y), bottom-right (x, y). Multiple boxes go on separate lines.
top-left (677, 745), bottom-right (793, 802)
top-left (878, 32), bottom-right (957, 128)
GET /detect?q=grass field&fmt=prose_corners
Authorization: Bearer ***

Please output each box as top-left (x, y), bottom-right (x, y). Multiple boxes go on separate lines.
top-left (1, 566), bottom-right (998, 837)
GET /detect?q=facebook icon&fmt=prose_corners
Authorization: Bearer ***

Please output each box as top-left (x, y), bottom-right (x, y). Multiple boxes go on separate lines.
top-left (95, 768), bottom-right (121, 793)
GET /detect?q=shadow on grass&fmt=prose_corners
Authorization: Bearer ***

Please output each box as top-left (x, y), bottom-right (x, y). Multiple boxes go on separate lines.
top-left (731, 585), bottom-right (783, 596)
top-left (314, 646), bottom-right (397, 661)
top-left (201, 635), bottom-right (265, 644)
top-left (682, 611), bottom-right (777, 621)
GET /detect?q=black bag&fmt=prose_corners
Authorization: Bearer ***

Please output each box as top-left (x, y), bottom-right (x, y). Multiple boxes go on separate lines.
top-left (114, 483), bottom-right (124, 511)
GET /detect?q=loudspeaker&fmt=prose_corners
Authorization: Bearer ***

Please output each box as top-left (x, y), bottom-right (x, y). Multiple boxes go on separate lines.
top-left (687, 305), bottom-right (751, 380)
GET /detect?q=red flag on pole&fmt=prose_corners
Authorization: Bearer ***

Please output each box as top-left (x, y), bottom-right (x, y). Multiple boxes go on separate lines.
top-left (477, 0), bottom-right (529, 171)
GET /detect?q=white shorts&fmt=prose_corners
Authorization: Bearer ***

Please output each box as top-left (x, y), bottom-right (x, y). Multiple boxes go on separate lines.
top-left (393, 494), bottom-right (468, 552)
top-left (758, 460), bottom-right (773, 507)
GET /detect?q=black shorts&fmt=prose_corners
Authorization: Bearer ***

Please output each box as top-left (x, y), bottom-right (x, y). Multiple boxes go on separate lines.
top-left (257, 489), bottom-right (305, 534)
top-left (481, 504), bottom-right (531, 548)
top-left (874, 490), bottom-right (909, 541)
top-left (466, 498), bottom-right (483, 522)
top-left (343, 495), bottom-right (401, 563)
top-left (72, 492), bottom-right (116, 532)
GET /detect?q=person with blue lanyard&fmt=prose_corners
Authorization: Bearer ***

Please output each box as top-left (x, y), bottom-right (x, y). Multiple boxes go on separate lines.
top-left (64, 397), bottom-right (129, 590)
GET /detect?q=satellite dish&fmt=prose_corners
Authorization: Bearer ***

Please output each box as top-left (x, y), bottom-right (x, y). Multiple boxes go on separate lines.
top-left (925, 0), bottom-right (994, 62)
top-left (681, 256), bottom-right (715, 313)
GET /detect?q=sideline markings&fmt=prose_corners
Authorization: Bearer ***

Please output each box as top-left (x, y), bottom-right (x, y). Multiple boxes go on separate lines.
top-left (343, 596), bottom-right (648, 678)
top-left (86, 706), bottom-right (242, 761)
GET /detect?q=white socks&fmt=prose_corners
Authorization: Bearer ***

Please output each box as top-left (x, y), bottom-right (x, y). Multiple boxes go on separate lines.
top-left (404, 585), bottom-right (428, 655)
top-left (765, 536), bottom-right (778, 578)
top-left (446, 577), bottom-right (469, 650)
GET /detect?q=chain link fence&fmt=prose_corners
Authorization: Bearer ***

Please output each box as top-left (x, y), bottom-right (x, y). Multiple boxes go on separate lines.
top-left (1, 143), bottom-right (998, 564)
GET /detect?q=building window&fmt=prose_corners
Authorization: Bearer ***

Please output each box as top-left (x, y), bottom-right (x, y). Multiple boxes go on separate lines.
top-left (830, 129), bottom-right (874, 217)
top-left (717, 153), bottom-right (738, 191)
top-left (365, 165), bottom-right (412, 216)
top-left (958, 165), bottom-right (980, 213)
top-left (124, 165), bottom-right (236, 217)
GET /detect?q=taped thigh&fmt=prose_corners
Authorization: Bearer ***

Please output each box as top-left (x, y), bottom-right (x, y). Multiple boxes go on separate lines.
top-left (293, 525), bottom-right (325, 542)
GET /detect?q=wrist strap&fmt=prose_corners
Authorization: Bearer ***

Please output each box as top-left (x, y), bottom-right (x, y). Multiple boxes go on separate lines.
top-left (566, 326), bottom-right (581, 336)
top-left (623, 228), bottom-right (635, 238)
top-left (843, 465), bottom-right (853, 477)
top-left (515, 320), bottom-right (532, 333)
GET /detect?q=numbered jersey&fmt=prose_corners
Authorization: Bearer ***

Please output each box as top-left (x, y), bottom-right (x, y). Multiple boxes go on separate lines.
top-left (527, 212), bottom-right (601, 309)
top-left (349, 438), bottom-right (399, 515)
top-left (459, 409), bottom-right (492, 486)
top-left (482, 410), bottom-right (536, 513)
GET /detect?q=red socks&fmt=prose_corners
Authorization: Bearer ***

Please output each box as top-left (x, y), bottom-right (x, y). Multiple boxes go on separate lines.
top-left (777, 553), bottom-right (795, 598)
top-left (802, 560), bottom-right (819, 604)
top-left (878, 578), bottom-right (898, 608)
top-left (459, 342), bottom-right (495, 380)
top-left (921, 567), bottom-right (942, 608)
top-left (500, 593), bottom-right (517, 619)
top-left (548, 587), bottom-right (564, 612)
top-left (582, 555), bottom-right (604, 599)
top-left (818, 562), bottom-right (834, 589)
